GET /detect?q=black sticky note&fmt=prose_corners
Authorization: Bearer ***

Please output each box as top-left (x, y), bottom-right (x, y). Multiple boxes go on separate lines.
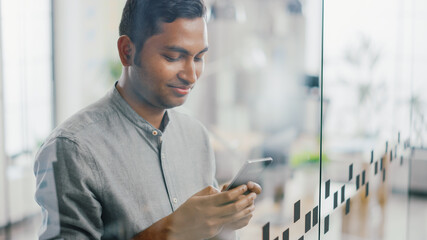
top-left (383, 169), bottom-right (386, 182)
top-left (305, 212), bottom-right (311, 233)
top-left (274, 237), bottom-right (278, 240)
top-left (324, 215), bottom-right (329, 234)
top-left (371, 150), bottom-right (374, 163)
top-left (366, 182), bottom-right (369, 197)
top-left (341, 185), bottom-right (345, 203)
top-left (313, 206), bottom-right (318, 226)
top-left (401, 156), bottom-right (403, 166)
top-left (345, 198), bottom-right (350, 215)
top-left (356, 175), bottom-right (360, 190)
top-left (299, 236), bottom-right (304, 240)
top-left (375, 161), bottom-right (378, 174)
top-left (263, 222), bottom-right (270, 240)
top-left (283, 229), bottom-right (289, 240)
top-left (349, 164), bottom-right (353, 181)
top-left (325, 180), bottom-right (330, 199)
top-left (294, 200), bottom-right (301, 222)
top-left (386, 141), bottom-right (388, 153)
top-left (390, 150), bottom-right (393, 162)
top-left (334, 191), bottom-right (338, 209)
top-left (362, 170), bottom-right (366, 185)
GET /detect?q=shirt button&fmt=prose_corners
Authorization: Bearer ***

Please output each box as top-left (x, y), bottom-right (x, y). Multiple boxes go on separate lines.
top-left (172, 198), bottom-right (178, 204)
top-left (152, 130), bottom-right (158, 136)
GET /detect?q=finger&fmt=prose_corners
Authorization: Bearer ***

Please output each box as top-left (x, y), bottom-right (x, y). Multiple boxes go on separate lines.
top-left (236, 195), bottom-right (245, 201)
top-left (210, 184), bottom-right (248, 205)
top-left (247, 181), bottom-right (262, 195)
top-left (220, 193), bottom-right (256, 216)
top-left (221, 202), bottom-right (255, 224)
top-left (225, 214), bottom-right (253, 230)
top-left (218, 194), bottom-right (245, 208)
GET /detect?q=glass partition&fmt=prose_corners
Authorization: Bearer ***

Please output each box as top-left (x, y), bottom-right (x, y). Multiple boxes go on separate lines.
top-left (321, 0), bottom-right (423, 239)
top-left (181, 0), bottom-right (323, 239)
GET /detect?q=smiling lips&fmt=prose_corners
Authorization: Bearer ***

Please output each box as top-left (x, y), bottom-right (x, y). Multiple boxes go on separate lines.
top-left (169, 85), bottom-right (193, 96)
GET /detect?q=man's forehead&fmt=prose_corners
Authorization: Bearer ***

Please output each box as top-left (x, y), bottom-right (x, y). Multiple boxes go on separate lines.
top-left (163, 45), bottom-right (209, 55)
top-left (148, 18), bottom-right (208, 52)
top-left (159, 18), bottom-right (207, 37)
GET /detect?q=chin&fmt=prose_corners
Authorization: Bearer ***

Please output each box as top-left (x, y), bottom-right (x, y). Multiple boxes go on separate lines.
top-left (162, 99), bottom-right (187, 109)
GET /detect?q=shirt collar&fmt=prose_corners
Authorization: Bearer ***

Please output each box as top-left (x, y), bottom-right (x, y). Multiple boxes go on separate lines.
top-left (109, 82), bottom-right (172, 134)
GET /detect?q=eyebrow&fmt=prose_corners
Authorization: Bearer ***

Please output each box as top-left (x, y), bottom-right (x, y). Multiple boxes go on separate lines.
top-left (163, 45), bottom-right (209, 55)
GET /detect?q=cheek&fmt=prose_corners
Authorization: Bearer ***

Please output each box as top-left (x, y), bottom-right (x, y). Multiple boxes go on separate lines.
top-left (152, 61), bottom-right (180, 81)
top-left (196, 62), bottom-right (205, 78)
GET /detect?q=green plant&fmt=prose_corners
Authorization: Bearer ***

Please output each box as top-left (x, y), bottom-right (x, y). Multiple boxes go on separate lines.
top-left (290, 150), bottom-right (329, 168)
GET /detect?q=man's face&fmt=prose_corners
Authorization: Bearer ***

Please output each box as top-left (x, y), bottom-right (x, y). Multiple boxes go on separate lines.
top-left (128, 17), bottom-right (208, 110)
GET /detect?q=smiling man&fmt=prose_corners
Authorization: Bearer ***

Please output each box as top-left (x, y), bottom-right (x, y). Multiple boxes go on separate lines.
top-left (34, 0), bottom-right (261, 240)
top-left (116, 16), bottom-right (208, 129)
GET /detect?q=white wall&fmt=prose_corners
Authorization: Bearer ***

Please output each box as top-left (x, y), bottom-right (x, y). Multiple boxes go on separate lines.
top-left (54, 0), bottom-right (125, 125)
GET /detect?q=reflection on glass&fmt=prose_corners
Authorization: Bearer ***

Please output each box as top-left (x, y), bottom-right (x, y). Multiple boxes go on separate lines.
top-left (181, 0), bottom-right (322, 239)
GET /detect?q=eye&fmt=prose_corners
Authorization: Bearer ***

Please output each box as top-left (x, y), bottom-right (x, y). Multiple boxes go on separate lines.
top-left (194, 54), bottom-right (205, 62)
top-left (163, 55), bottom-right (181, 62)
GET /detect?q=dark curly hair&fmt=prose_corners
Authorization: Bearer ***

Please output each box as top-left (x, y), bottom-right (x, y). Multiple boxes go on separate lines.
top-left (119, 0), bottom-right (207, 55)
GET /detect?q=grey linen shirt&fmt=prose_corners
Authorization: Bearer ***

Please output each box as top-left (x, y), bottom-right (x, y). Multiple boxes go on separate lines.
top-left (34, 85), bottom-right (219, 239)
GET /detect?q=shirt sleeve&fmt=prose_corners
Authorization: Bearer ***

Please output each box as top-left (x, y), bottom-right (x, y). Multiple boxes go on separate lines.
top-left (34, 137), bottom-right (104, 240)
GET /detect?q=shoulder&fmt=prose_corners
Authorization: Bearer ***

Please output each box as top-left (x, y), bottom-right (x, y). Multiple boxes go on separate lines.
top-left (46, 93), bottom-right (117, 143)
top-left (168, 109), bottom-right (209, 136)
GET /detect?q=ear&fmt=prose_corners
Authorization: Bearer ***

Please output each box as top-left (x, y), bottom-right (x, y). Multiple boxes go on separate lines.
top-left (117, 35), bottom-right (135, 66)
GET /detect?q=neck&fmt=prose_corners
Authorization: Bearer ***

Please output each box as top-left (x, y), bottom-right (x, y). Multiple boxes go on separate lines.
top-left (116, 75), bottom-right (165, 130)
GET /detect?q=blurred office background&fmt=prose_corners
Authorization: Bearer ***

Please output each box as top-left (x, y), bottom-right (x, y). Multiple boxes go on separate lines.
top-left (0, 0), bottom-right (426, 239)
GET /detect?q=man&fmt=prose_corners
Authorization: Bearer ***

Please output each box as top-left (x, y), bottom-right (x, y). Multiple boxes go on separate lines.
top-left (34, 0), bottom-right (261, 239)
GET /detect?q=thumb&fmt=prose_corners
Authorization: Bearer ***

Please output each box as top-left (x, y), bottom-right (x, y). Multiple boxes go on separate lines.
top-left (195, 186), bottom-right (220, 196)
top-left (221, 184), bottom-right (230, 192)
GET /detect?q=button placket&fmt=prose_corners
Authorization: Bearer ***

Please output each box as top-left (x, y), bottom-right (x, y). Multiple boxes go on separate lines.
top-left (158, 140), bottom-right (178, 210)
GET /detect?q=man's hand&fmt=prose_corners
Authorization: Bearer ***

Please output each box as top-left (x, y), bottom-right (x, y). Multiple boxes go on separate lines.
top-left (219, 181), bottom-right (262, 231)
top-left (132, 182), bottom-right (262, 240)
top-left (221, 181), bottom-right (262, 194)
top-left (166, 185), bottom-right (256, 240)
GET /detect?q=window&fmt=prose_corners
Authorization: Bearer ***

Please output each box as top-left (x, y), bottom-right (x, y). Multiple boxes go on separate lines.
top-left (1, 0), bottom-right (53, 163)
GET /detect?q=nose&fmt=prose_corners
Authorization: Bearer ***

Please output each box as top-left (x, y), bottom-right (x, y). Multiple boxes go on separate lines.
top-left (178, 60), bottom-right (197, 85)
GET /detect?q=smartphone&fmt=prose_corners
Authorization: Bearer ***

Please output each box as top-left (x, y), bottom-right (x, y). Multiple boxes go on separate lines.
top-left (225, 157), bottom-right (273, 191)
